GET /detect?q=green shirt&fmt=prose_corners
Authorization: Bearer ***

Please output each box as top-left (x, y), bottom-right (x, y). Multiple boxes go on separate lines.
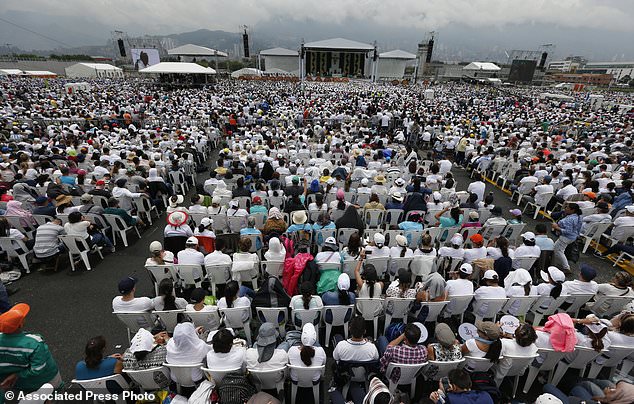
top-left (0, 332), bottom-right (60, 393)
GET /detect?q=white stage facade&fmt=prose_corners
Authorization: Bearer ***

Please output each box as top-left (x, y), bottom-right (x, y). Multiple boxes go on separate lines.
top-left (300, 38), bottom-right (377, 80)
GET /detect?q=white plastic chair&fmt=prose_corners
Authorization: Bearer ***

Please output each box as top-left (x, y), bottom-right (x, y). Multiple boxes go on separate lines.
top-left (313, 228), bottom-right (337, 251)
top-left (587, 295), bottom-right (634, 318)
top-left (522, 348), bottom-right (567, 394)
top-left (501, 296), bottom-right (539, 318)
top-left (480, 224), bottom-right (507, 242)
top-left (415, 301), bottom-right (449, 323)
top-left (249, 367), bottom-right (287, 401)
top-left (123, 366), bottom-right (170, 392)
top-left (503, 355), bottom-right (539, 398)
top-left (472, 298), bottom-right (508, 322)
top-left (71, 374), bottom-right (129, 403)
top-left (104, 213), bottom-right (141, 247)
top-left (452, 295), bottom-right (475, 323)
top-left (337, 227), bottom-right (359, 249)
top-left (190, 213), bottom-right (210, 226)
top-left (262, 260), bottom-right (284, 278)
top-left (385, 362), bottom-right (426, 396)
top-left (205, 263), bottom-right (231, 295)
top-left (113, 311), bottom-right (156, 342)
top-left (323, 305), bottom-right (354, 347)
top-left (153, 310), bottom-right (185, 333)
top-left (133, 196), bottom-right (159, 225)
top-left (288, 365), bottom-right (325, 404)
top-left (384, 209), bottom-right (404, 229)
top-left (550, 346), bottom-right (605, 386)
top-left (256, 307), bottom-right (288, 338)
top-left (32, 214), bottom-right (54, 226)
top-left (524, 192), bottom-right (554, 219)
top-left (168, 171), bottom-right (188, 195)
top-left (560, 293), bottom-right (595, 318)
top-left (384, 297), bottom-right (415, 333)
top-left (530, 295), bottom-right (571, 326)
top-left (175, 264), bottom-right (204, 288)
top-left (579, 222), bottom-right (612, 253)
top-left (220, 307), bottom-right (252, 345)
top-left (425, 359), bottom-right (465, 380)
top-left (389, 257), bottom-right (414, 280)
top-left (185, 310), bottom-right (221, 331)
top-left (291, 308), bottom-right (322, 330)
top-left (411, 255), bottom-right (435, 280)
top-left (227, 216), bottom-right (247, 233)
top-left (511, 256), bottom-right (538, 271)
top-left (19, 383), bottom-right (53, 404)
top-left (201, 366), bottom-right (243, 385)
top-left (355, 298), bottom-right (385, 339)
top-left (587, 345), bottom-right (633, 379)
top-left (364, 209), bottom-right (385, 229)
top-left (504, 223), bottom-right (526, 246)
top-left (59, 235), bottom-right (103, 272)
top-left (145, 264), bottom-right (180, 295)
top-left (464, 356), bottom-right (496, 372)
top-left (163, 363), bottom-right (203, 393)
top-left (0, 236), bottom-right (34, 273)
top-left (365, 256), bottom-right (389, 279)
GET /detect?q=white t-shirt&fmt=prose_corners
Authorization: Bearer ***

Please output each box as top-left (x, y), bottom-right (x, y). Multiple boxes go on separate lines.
top-left (204, 251), bottom-right (232, 266)
top-left (217, 296), bottom-right (251, 310)
top-left (445, 279), bottom-right (474, 315)
top-left (561, 280), bottom-right (598, 302)
top-left (495, 340), bottom-right (538, 385)
top-left (467, 181), bottom-right (486, 203)
top-left (177, 248), bottom-right (205, 266)
top-left (287, 345), bottom-right (327, 381)
top-left (438, 247), bottom-right (464, 260)
top-left (64, 221), bottom-right (91, 239)
top-left (332, 339), bottom-right (380, 362)
top-left (474, 286), bottom-right (506, 318)
top-left (112, 296), bottom-right (154, 312)
top-left (206, 346), bottom-right (246, 370)
top-left (463, 247), bottom-right (487, 263)
top-left (245, 348), bottom-right (288, 370)
top-left (152, 296), bottom-right (188, 311)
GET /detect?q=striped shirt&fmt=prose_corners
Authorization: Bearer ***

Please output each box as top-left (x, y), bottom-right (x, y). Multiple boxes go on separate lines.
top-left (0, 332), bottom-right (61, 392)
top-left (33, 223), bottom-right (65, 258)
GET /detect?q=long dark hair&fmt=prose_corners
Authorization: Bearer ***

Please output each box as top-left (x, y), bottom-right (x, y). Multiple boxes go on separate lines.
top-left (0, 217), bottom-right (10, 237)
top-left (484, 339), bottom-right (502, 363)
top-left (497, 237), bottom-right (509, 258)
top-left (450, 207), bottom-right (461, 223)
top-left (587, 326), bottom-right (608, 352)
top-left (363, 265), bottom-right (379, 298)
top-left (300, 345), bottom-right (315, 366)
top-left (224, 281), bottom-right (239, 308)
top-left (300, 281), bottom-right (313, 310)
top-left (159, 278), bottom-right (177, 310)
top-left (347, 233), bottom-right (361, 257)
top-left (85, 336), bottom-right (106, 369)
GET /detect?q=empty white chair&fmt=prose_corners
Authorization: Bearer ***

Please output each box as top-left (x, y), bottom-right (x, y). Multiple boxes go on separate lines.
top-left (185, 310), bottom-right (221, 331)
top-left (385, 362), bottom-right (426, 396)
top-left (163, 363), bottom-right (204, 394)
top-left (0, 236), bottom-right (34, 273)
top-left (59, 235), bottom-right (103, 272)
top-left (550, 346), bottom-right (605, 386)
top-left (205, 263), bottom-right (231, 295)
top-left (364, 209), bottom-right (385, 228)
top-left (579, 222), bottom-right (612, 253)
top-left (415, 301), bottom-right (449, 323)
top-left (288, 365), bottom-right (325, 404)
top-left (355, 298), bottom-right (385, 339)
top-left (524, 192), bottom-right (554, 220)
top-left (472, 298), bottom-right (508, 322)
top-left (153, 310), bottom-right (185, 333)
top-left (175, 264), bottom-right (204, 288)
top-left (201, 366), bottom-right (242, 385)
top-left (220, 307), bottom-right (252, 345)
top-left (448, 295), bottom-right (474, 323)
top-left (104, 214), bottom-right (141, 247)
top-left (291, 308), bottom-right (322, 330)
top-left (530, 295), bottom-right (571, 326)
top-left (522, 348), bottom-right (567, 394)
top-left (384, 297), bottom-right (415, 333)
top-left (132, 196), bottom-right (159, 225)
top-left (586, 345), bottom-right (633, 379)
top-left (323, 305), bottom-right (354, 347)
top-left (256, 307), bottom-right (288, 337)
top-left (424, 359), bottom-right (465, 381)
top-left (512, 256), bottom-right (538, 270)
top-left (113, 312), bottom-right (156, 342)
top-left (502, 355), bottom-right (539, 398)
top-left (71, 374), bottom-right (129, 403)
top-left (560, 293), bottom-right (595, 318)
top-left (501, 296), bottom-right (539, 318)
top-left (123, 367), bottom-right (170, 392)
top-left (248, 367), bottom-right (287, 400)
top-left (146, 264), bottom-right (180, 295)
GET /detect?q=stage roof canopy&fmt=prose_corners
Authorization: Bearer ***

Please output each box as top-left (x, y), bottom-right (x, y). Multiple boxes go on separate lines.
top-left (260, 47), bottom-right (298, 56)
top-left (139, 62), bottom-right (216, 74)
top-left (380, 50), bottom-right (417, 59)
top-left (463, 62), bottom-right (501, 71)
top-left (167, 44), bottom-right (228, 57)
top-left (231, 68), bottom-right (263, 78)
top-left (304, 38), bottom-right (374, 51)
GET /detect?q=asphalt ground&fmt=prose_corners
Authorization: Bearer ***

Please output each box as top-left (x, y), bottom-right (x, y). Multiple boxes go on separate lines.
top-left (5, 149), bottom-right (627, 402)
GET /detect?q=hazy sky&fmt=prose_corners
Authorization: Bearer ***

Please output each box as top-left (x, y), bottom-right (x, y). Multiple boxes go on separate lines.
top-left (1, 0), bottom-right (633, 60)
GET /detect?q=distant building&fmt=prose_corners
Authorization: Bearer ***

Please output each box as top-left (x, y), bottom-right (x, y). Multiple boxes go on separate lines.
top-left (549, 73), bottom-right (613, 86)
top-left (259, 47), bottom-right (299, 74)
top-left (547, 60), bottom-right (580, 72)
top-left (377, 50), bottom-right (416, 79)
top-left (578, 61), bottom-right (634, 82)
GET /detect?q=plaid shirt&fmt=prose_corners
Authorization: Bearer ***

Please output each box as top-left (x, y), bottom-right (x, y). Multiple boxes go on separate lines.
top-left (380, 344), bottom-right (427, 383)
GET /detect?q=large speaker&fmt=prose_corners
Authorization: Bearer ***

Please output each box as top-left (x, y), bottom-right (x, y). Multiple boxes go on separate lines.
top-left (509, 59), bottom-right (537, 83)
top-left (425, 39), bottom-right (434, 63)
top-left (539, 52), bottom-right (548, 69)
top-left (242, 33), bottom-right (250, 58)
top-left (117, 39), bottom-right (126, 57)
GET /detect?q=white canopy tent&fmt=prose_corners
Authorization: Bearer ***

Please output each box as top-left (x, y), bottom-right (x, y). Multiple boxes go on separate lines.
top-left (139, 62), bottom-right (216, 75)
top-left (259, 47), bottom-right (298, 73)
top-left (378, 49), bottom-right (416, 79)
top-left (0, 69), bottom-right (23, 76)
top-left (167, 44), bottom-right (228, 57)
top-left (65, 63), bottom-right (123, 79)
top-left (463, 62), bottom-right (501, 72)
top-left (231, 68), bottom-right (263, 78)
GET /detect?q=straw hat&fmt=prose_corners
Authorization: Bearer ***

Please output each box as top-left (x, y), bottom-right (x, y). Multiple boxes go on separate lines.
top-left (167, 211), bottom-right (189, 227)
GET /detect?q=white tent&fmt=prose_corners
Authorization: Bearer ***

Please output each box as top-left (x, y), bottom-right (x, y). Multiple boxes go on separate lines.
top-left (167, 44), bottom-right (228, 57)
top-left (23, 71), bottom-right (57, 77)
top-left (263, 68), bottom-right (292, 76)
top-left (65, 63), bottom-right (123, 79)
top-left (463, 62), bottom-right (501, 72)
top-left (0, 69), bottom-right (23, 76)
top-left (139, 62), bottom-right (216, 74)
top-left (231, 68), bottom-right (263, 78)
top-left (378, 49), bottom-right (416, 79)
top-left (304, 38), bottom-right (374, 51)
top-left (260, 48), bottom-right (298, 73)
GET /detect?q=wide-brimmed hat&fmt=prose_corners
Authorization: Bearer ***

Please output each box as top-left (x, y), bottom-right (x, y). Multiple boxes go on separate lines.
top-left (167, 211), bottom-right (189, 227)
top-left (541, 266), bottom-right (565, 283)
top-left (54, 194), bottom-right (73, 206)
top-left (169, 195), bottom-right (184, 208)
top-left (475, 320), bottom-right (501, 340)
top-left (292, 210), bottom-right (307, 224)
top-left (391, 191), bottom-right (404, 202)
top-left (374, 174), bottom-right (386, 184)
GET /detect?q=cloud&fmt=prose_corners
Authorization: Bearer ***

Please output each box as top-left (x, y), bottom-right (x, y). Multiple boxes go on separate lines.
top-left (2, 0), bottom-right (633, 36)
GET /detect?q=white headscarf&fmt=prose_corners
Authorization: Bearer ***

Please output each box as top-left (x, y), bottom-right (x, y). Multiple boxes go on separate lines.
top-left (301, 323), bottom-right (317, 346)
top-left (130, 328), bottom-right (154, 354)
top-left (268, 207), bottom-right (284, 220)
top-left (148, 168), bottom-right (164, 183)
top-left (264, 237), bottom-right (286, 261)
top-left (503, 268), bottom-right (533, 295)
top-left (166, 322), bottom-right (209, 364)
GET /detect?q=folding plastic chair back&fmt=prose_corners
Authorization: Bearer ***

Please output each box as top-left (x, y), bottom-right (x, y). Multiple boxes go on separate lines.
top-left (355, 298), bottom-right (385, 339)
top-left (313, 228), bottom-right (337, 251)
top-left (472, 298), bottom-right (508, 322)
top-left (364, 209), bottom-right (385, 229)
top-left (384, 209), bottom-right (404, 229)
top-left (168, 171), bottom-right (188, 195)
top-left (323, 305), bottom-right (354, 347)
top-left (71, 374), bottom-right (129, 403)
top-left (185, 310), bottom-right (221, 331)
top-left (287, 365), bottom-right (325, 404)
top-left (205, 263), bottom-right (231, 295)
top-left (220, 307), bottom-right (252, 345)
top-left (587, 345), bottom-right (633, 379)
top-left (146, 264), bottom-right (180, 295)
top-left (59, 234), bottom-right (103, 272)
top-left (175, 264), bottom-right (204, 288)
top-left (580, 222), bottom-right (612, 253)
top-left (32, 214), bottom-right (54, 226)
top-left (291, 308), bottom-right (322, 330)
top-left (425, 359), bottom-right (465, 381)
top-left (133, 197), bottom-right (158, 225)
top-left (588, 295), bottom-right (633, 318)
top-left (113, 312), bottom-right (156, 342)
top-left (384, 297), bottom-right (415, 332)
top-left (190, 213), bottom-right (209, 226)
top-left (256, 307), bottom-right (288, 337)
top-left (389, 257), bottom-right (414, 280)
top-left (512, 255), bottom-right (538, 271)
top-left (550, 346), bottom-right (604, 386)
top-left (104, 213), bottom-right (141, 247)
top-left (385, 362), bottom-right (426, 396)
top-left (262, 260), bottom-right (284, 278)
top-left (210, 214), bottom-right (228, 233)
top-left (337, 227), bottom-right (359, 248)
top-left (451, 295), bottom-right (475, 323)
top-left (522, 348), bottom-right (567, 394)
top-left (384, 230), bottom-right (404, 247)
top-left (268, 195), bottom-right (285, 210)
top-left (464, 356), bottom-right (496, 372)
top-left (501, 296), bottom-right (539, 318)
top-left (504, 355), bottom-right (539, 398)
top-left (530, 295), bottom-right (570, 326)
top-left (163, 363), bottom-right (204, 392)
top-left (153, 310), bottom-right (185, 333)
top-left (480, 224), bottom-right (507, 242)
top-left (411, 255), bottom-right (435, 280)
top-left (249, 212), bottom-right (267, 229)
top-left (504, 223), bottom-right (526, 246)
top-left (0, 236), bottom-right (33, 273)
top-left (248, 367), bottom-right (286, 398)
top-left (365, 256), bottom-right (389, 279)
top-left (560, 293), bottom-right (595, 318)
top-left (416, 301), bottom-right (449, 323)
top-left (235, 196), bottom-right (251, 210)
top-left (227, 215), bottom-right (247, 233)
top-left (201, 367), bottom-right (243, 385)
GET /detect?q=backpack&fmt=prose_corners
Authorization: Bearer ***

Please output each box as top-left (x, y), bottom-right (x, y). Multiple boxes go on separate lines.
top-left (218, 372), bottom-right (256, 404)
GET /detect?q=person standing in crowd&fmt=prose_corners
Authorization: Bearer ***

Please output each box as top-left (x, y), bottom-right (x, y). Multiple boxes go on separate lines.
top-left (551, 203), bottom-right (582, 274)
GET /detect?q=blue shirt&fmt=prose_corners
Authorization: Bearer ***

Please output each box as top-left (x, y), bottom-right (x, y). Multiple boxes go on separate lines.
top-left (240, 228), bottom-right (262, 249)
top-left (249, 205), bottom-right (268, 215)
top-left (312, 222), bottom-right (336, 244)
top-left (286, 224), bottom-right (312, 233)
top-left (75, 357), bottom-right (117, 380)
top-left (439, 215), bottom-right (463, 228)
top-left (60, 176), bottom-right (76, 186)
top-left (558, 214), bottom-right (582, 239)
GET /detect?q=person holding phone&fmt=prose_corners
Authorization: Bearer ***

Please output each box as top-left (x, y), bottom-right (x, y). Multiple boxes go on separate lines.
top-left (429, 369), bottom-right (494, 404)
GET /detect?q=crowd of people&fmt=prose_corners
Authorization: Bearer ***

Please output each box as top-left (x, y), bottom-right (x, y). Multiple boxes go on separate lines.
top-left (0, 75), bottom-right (633, 403)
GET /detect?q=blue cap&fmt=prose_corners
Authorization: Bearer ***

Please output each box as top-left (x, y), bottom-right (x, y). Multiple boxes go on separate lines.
top-left (580, 264), bottom-right (597, 281)
top-left (35, 196), bottom-right (48, 204)
top-left (118, 276), bottom-right (137, 294)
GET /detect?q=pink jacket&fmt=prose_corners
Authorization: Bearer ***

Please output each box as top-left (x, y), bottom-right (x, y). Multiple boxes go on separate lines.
top-left (540, 313), bottom-right (577, 352)
top-left (282, 253), bottom-right (313, 296)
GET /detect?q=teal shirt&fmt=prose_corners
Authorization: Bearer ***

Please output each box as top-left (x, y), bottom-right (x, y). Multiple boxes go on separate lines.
top-left (249, 205), bottom-right (268, 215)
top-left (0, 332), bottom-right (60, 393)
top-left (439, 214), bottom-right (463, 228)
